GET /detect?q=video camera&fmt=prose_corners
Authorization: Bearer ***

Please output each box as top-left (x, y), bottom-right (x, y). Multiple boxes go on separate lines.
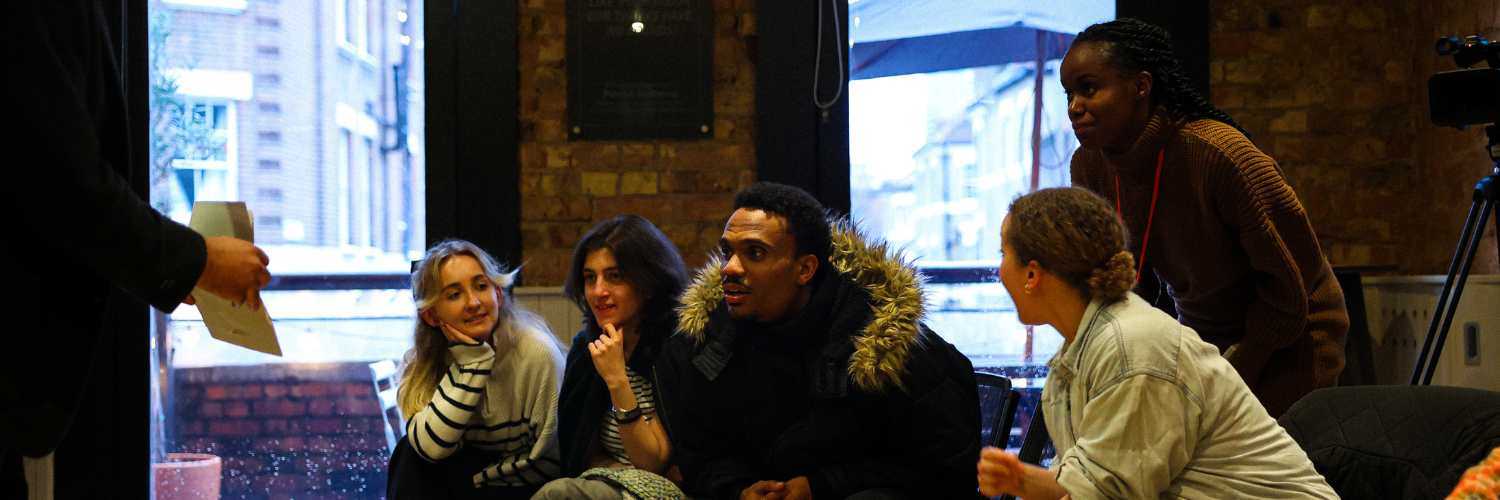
top-left (1429, 35), bottom-right (1500, 128)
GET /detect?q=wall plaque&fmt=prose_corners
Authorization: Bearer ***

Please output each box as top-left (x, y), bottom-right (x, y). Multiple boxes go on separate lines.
top-left (567, 0), bottom-right (713, 140)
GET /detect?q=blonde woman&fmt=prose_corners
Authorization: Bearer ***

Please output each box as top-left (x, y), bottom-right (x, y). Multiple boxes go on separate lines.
top-left (977, 188), bottom-right (1335, 499)
top-left (386, 239), bottom-right (564, 500)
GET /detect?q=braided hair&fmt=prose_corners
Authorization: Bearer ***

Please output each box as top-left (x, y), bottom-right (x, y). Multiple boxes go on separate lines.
top-left (1074, 18), bottom-right (1245, 133)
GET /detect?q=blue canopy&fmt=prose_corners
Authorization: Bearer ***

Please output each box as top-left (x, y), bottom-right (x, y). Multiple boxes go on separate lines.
top-left (849, 0), bottom-right (1113, 80)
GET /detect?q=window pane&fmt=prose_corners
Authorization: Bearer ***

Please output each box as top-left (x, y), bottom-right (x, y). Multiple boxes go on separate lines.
top-left (148, 1), bottom-right (425, 497)
top-left (848, 3), bottom-right (1111, 376)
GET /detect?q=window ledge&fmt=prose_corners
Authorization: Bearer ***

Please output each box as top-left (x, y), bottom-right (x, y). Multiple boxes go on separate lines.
top-left (337, 42), bottom-right (379, 68)
top-left (163, 0), bottom-right (248, 14)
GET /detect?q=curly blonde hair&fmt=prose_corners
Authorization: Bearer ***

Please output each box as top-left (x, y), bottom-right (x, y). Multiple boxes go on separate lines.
top-left (1007, 187), bottom-right (1135, 302)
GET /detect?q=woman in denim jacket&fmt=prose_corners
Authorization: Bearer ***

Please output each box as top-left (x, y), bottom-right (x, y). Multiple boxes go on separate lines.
top-left (977, 187), bottom-right (1336, 500)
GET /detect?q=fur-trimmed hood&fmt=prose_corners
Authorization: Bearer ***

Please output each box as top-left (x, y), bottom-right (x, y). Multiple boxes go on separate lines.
top-left (676, 218), bottom-right (928, 392)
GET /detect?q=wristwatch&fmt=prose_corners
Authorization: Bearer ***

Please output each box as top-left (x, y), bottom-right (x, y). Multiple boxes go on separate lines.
top-left (610, 405), bottom-right (654, 424)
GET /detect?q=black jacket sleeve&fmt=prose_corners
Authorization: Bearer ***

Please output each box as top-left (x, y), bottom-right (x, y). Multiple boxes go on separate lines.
top-left (3, 1), bottom-right (206, 314)
top-left (810, 327), bottom-right (983, 499)
top-left (656, 336), bottom-right (760, 499)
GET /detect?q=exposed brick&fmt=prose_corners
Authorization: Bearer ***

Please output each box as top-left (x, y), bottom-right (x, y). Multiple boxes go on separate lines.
top-left (178, 420), bottom-right (205, 436)
top-left (225, 401), bottom-right (251, 418)
top-left (233, 385), bottom-right (264, 400)
top-left (1267, 110), bottom-right (1308, 133)
top-left (253, 399), bottom-right (306, 417)
top-left (263, 418), bottom-right (293, 434)
top-left (344, 383), bottom-right (372, 397)
top-left (199, 402), bottom-right (224, 418)
top-left (581, 172), bottom-right (619, 196)
top-left (621, 172), bottom-right (659, 195)
top-left (660, 171), bottom-right (699, 193)
top-left (545, 146), bottom-right (572, 168)
top-left (291, 383), bottom-right (339, 398)
top-left (1210, 0), bottom-right (1498, 273)
top-left (621, 144), bottom-right (656, 168)
top-left (572, 144), bottom-right (622, 169)
top-left (305, 418), bottom-right (349, 434)
top-left (264, 384), bottom-right (289, 399)
top-left (252, 474), bottom-right (309, 494)
top-left (254, 435), bottom-right (306, 453)
top-left (518, 0), bottom-right (757, 285)
top-left (309, 398), bottom-right (337, 416)
top-left (1305, 5), bottom-right (1341, 28)
top-left (338, 397), bottom-right (382, 416)
top-left (208, 420), bottom-right (261, 437)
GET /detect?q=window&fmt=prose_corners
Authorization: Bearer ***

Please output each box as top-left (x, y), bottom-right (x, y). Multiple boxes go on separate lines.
top-left (848, 0), bottom-right (1112, 450)
top-left (148, 2), bottom-right (425, 497)
top-left (337, 0), bottom-right (374, 60)
top-left (158, 100), bottom-right (237, 222)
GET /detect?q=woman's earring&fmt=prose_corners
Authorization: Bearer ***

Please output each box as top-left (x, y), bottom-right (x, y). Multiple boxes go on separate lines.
top-left (1024, 284), bottom-right (1034, 295)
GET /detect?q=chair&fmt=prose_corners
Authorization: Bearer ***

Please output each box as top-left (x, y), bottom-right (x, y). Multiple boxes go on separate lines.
top-left (975, 372), bottom-right (1021, 449)
top-left (1332, 267), bottom-right (1379, 386)
top-left (1279, 385), bottom-right (1500, 499)
top-left (370, 359), bottom-right (405, 455)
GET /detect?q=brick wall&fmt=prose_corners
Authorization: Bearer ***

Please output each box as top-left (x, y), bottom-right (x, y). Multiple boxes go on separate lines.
top-left (1210, 1), bottom-right (1500, 274)
top-left (517, 0), bottom-right (758, 285)
top-left (171, 363), bottom-right (391, 500)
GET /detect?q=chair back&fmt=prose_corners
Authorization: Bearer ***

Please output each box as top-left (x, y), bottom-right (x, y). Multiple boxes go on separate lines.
top-left (370, 359), bottom-right (404, 454)
top-left (975, 372), bottom-right (1021, 449)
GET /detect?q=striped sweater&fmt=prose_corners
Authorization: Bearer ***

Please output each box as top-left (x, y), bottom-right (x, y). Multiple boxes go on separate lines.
top-left (1070, 112), bottom-right (1348, 417)
top-left (599, 366), bottom-right (657, 466)
top-left (404, 323), bottom-right (565, 488)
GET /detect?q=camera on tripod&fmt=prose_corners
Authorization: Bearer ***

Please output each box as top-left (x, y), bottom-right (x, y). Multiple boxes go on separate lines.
top-left (1412, 34), bottom-right (1500, 386)
top-left (1429, 35), bottom-right (1500, 128)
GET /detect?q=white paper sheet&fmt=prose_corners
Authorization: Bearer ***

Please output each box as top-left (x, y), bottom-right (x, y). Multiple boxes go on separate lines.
top-left (188, 201), bottom-right (281, 356)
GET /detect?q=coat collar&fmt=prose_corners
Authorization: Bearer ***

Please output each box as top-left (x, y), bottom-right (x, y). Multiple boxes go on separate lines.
top-left (675, 218), bottom-right (929, 392)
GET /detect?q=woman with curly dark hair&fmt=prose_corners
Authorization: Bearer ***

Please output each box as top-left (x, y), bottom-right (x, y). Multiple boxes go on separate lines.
top-left (1063, 18), bottom-right (1348, 417)
top-left (977, 187), bottom-right (1334, 499)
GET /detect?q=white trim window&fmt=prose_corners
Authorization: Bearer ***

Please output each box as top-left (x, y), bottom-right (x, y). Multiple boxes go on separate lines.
top-left (166, 100), bottom-right (239, 222)
top-left (336, 0), bottom-right (377, 62)
top-left (336, 103), bottom-right (381, 252)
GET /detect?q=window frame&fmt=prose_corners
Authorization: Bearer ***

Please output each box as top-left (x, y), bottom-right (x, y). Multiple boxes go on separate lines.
top-left (93, 0), bottom-right (520, 495)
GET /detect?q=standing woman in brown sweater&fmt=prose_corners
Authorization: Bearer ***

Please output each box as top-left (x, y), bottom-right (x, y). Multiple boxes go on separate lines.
top-left (1061, 18), bottom-right (1347, 416)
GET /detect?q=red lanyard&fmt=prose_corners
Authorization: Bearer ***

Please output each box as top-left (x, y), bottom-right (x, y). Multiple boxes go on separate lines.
top-left (1113, 149), bottom-right (1165, 284)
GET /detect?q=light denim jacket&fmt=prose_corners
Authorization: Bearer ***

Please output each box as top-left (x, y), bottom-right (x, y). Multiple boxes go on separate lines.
top-left (1042, 293), bottom-right (1338, 500)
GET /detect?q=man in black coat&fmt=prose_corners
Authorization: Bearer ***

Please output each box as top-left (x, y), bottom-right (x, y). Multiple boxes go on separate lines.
top-left (660, 183), bottom-right (981, 499)
top-left (2, 2), bottom-right (272, 496)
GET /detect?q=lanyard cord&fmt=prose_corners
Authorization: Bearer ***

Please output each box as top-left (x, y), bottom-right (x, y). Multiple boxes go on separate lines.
top-left (1113, 149), bottom-right (1165, 284)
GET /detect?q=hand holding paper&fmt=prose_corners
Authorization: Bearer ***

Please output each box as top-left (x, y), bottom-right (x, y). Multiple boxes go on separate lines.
top-left (195, 236), bottom-right (272, 309)
top-left (188, 202), bottom-right (282, 356)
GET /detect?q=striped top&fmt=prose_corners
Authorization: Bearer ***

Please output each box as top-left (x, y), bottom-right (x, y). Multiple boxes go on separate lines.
top-left (599, 366), bottom-right (657, 466)
top-left (403, 323), bottom-right (565, 488)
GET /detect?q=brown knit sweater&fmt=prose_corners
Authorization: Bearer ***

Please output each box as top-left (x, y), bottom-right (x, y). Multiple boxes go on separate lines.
top-left (1070, 113), bottom-right (1348, 417)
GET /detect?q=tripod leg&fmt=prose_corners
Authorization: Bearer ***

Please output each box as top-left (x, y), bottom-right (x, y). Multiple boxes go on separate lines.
top-left (1412, 198), bottom-right (1484, 384)
top-left (1422, 198), bottom-right (1494, 385)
